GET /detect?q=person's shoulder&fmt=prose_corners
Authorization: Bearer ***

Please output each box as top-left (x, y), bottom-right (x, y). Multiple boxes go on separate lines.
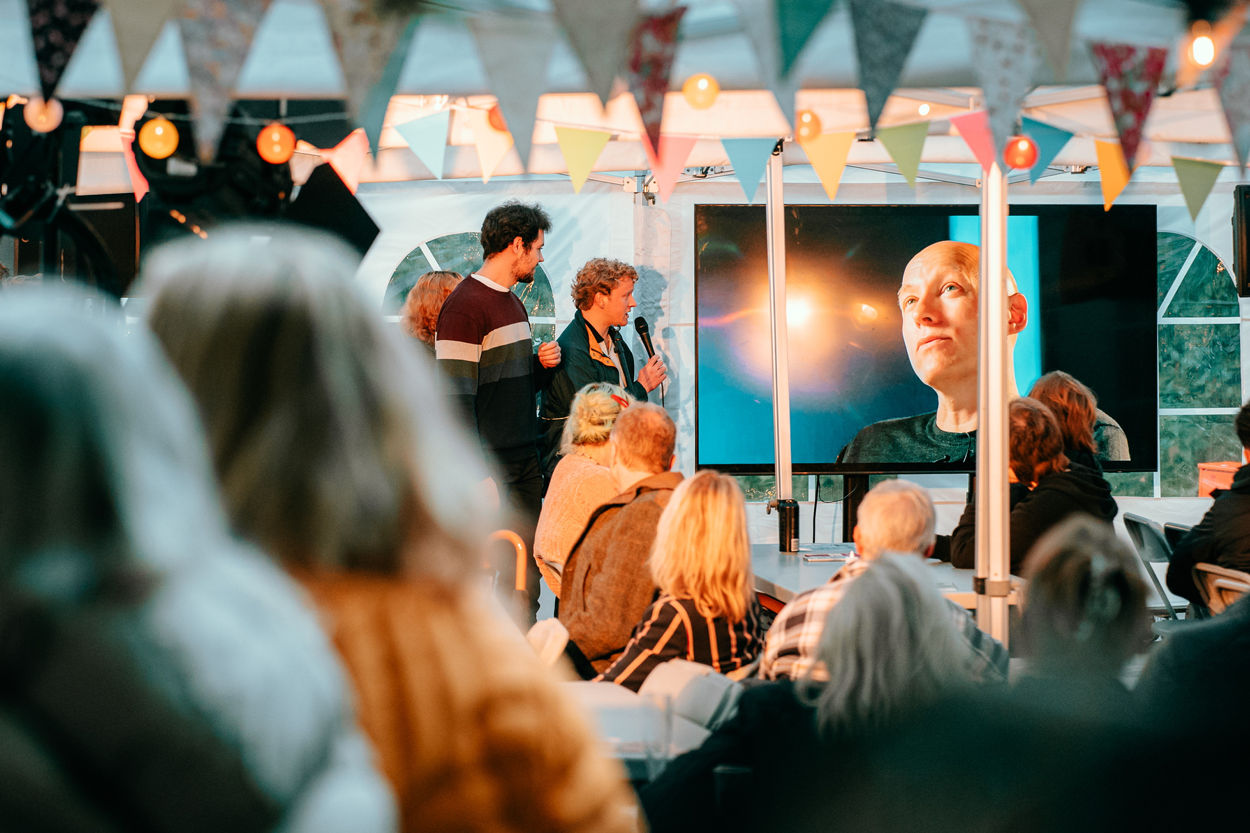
top-left (841, 412), bottom-right (939, 461)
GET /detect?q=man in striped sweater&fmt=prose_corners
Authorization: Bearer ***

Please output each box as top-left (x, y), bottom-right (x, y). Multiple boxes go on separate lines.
top-left (436, 202), bottom-right (562, 622)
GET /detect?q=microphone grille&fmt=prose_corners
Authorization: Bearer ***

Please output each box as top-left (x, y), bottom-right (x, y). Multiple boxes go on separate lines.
top-left (633, 316), bottom-right (649, 334)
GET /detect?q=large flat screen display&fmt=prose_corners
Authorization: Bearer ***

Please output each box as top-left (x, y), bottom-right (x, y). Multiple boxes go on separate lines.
top-left (695, 204), bottom-right (1158, 473)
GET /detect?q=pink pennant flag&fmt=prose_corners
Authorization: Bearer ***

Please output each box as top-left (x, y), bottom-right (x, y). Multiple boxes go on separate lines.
top-left (290, 140), bottom-right (326, 186)
top-left (325, 129), bottom-right (370, 193)
top-left (119, 129), bottom-right (149, 203)
top-left (643, 134), bottom-right (697, 203)
top-left (950, 111), bottom-right (996, 171)
top-left (627, 7), bottom-right (687, 161)
top-left (1089, 42), bottom-right (1169, 170)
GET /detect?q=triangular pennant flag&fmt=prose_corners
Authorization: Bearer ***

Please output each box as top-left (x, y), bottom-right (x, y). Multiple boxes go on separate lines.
top-left (776, 0), bottom-right (835, 78)
top-left (722, 137), bottom-right (777, 202)
top-left (849, 0), bottom-right (927, 131)
top-left (800, 131), bottom-right (854, 200)
top-left (178, 0), bottom-right (273, 162)
top-left (967, 17), bottom-right (1042, 158)
top-left (1094, 139), bottom-right (1130, 210)
top-left (27, 0), bottom-right (100, 101)
top-left (468, 12), bottom-right (555, 170)
top-left (119, 128), bottom-right (149, 202)
top-left (731, 0), bottom-right (798, 127)
top-left (627, 7), bottom-right (686, 157)
top-left (1089, 41), bottom-right (1169, 170)
top-left (290, 140), bottom-right (326, 186)
top-left (555, 126), bottom-right (612, 193)
top-left (1216, 39), bottom-right (1250, 170)
top-left (1172, 156), bottom-right (1224, 221)
top-left (642, 134), bottom-right (697, 203)
top-left (396, 109), bottom-right (450, 179)
top-left (103, 0), bottom-right (177, 92)
top-left (1017, 0), bottom-right (1081, 81)
top-left (462, 106), bottom-right (514, 184)
top-left (876, 121), bottom-right (929, 186)
top-left (1021, 116), bottom-right (1074, 183)
top-left (321, 0), bottom-right (419, 156)
top-left (550, 0), bottom-right (637, 106)
top-left (325, 129), bottom-right (370, 193)
top-left (950, 111), bottom-right (996, 171)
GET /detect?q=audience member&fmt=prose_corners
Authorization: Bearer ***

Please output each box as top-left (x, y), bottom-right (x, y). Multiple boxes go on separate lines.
top-left (1029, 370), bottom-right (1125, 470)
top-left (947, 397), bottom-right (1117, 572)
top-left (597, 470), bottom-right (763, 691)
top-left (400, 269), bottom-right (462, 350)
top-left (533, 382), bottom-right (632, 595)
top-left (559, 402), bottom-right (681, 675)
top-left (142, 224), bottom-right (636, 833)
top-left (0, 286), bottom-right (395, 833)
top-left (761, 479), bottom-right (1007, 683)
top-left (538, 258), bottom-right (665, 481)
top-left (1167, 399), bottom-right (1250, 604)
top-left (640, 554), bottom-right (975, 833)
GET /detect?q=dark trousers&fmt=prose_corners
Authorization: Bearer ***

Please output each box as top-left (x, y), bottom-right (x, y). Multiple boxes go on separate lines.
top-left (498, 451), bottom-right (543, 626)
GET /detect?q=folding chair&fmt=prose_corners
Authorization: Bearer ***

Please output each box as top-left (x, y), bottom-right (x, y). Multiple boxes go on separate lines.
top-left (1122, 513), bottom-right (1189, 631)
top-left (1163, 522), bottom-right (1191, 551)
top-left (1192, 562), bottom-right (1250, 615)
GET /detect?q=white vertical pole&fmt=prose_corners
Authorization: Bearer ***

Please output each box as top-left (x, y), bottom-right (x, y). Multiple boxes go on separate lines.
top-left (976, 161), bottom-right (1012, 645)
top-left (765, 141), bottom-right (793, 500)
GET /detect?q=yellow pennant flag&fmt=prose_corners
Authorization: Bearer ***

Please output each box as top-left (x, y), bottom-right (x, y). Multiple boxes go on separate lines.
top-left (555, 126), bottom-right (612, 193)
top-left (1095, 139), bottom-right (1131, 211)
top-left (800, 132), bottom-right (855, 200)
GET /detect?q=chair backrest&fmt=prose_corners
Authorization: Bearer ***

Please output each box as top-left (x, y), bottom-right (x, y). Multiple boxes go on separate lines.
top-left (1163, 522), bottom-right (1192, 550)
top-left (1192, 563), bottom-right (1250, 615)
top-left (1122, 513), bottom-right (1179, 620)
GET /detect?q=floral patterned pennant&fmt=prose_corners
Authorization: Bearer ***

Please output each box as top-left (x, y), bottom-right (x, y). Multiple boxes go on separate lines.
top-left (1089, 41), bottom-right (1169, 170)
top-left (967, 16), bottom-right (1042, 157)
top-left (27, 0), bottom-right (100, 101)
top-left (626, 6), bottom-right (686, 157)
top-left (850, 0), bottom-right (927, 131)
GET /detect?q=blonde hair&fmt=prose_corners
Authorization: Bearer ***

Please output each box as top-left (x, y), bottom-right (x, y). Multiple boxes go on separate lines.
top-left (648, 470), bottom-right (753, 621)
top-left (141, 224), bottom-right (489, 580)
top-left (400, 270), bottom-right (462, 345)
top-left (560, 382), bottom-right (631, 454)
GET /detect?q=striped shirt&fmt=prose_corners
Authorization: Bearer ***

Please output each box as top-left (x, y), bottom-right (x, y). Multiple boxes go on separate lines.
top-left (597, 595), bottom-right (764, 692)
top-left (435, 274), bottom-right (540, 457)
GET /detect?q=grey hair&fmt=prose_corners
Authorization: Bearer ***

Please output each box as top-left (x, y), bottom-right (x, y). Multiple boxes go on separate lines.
top-left (855, 479), bottom-right (936, 558)
top-left (801, 553), bottom-right (972, 736)
top-left (141, 223), bottom-right (489, 579)
top-left (559, 382), bottom-right (631, 454)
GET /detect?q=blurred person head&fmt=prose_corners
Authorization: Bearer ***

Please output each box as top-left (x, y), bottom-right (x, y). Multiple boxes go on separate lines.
top-left (1236, 398), bottom-right (1250, 458)
top-left (400, 270), bottom-right (462, 345)
top-left (853, 479), bottom-right (937, 559)
top-left (560, 382), bottom-right (632, 455)
top-left (1021, 515), bottom-right (1148, 676)
top-left (570, 258), bottom-right (638, 330)
top-left (141, 224), bottom-right (488, 580)
top-left (479, 201), bottom-right (550, 285)
top-left (1029, 371), bottom-right (1098, 458)
top-left (1009, 397), bottom-right (1070, 485)
top-left (807, 553), bottom-right (972, 735)
top-left (608, 402), bottom-right (676, 489)
top-left (648, 470), bottom-right (753, 622)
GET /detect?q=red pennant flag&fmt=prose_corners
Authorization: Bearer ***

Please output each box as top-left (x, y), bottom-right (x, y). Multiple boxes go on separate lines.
top-left (1089, 42), bottom-right (1169, 170)
top-left (627, 7), bottom-right (687, 160)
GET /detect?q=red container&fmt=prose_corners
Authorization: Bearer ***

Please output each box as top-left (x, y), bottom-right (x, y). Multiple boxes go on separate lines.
top-left (1198, 461), bottom-right (1240, 497)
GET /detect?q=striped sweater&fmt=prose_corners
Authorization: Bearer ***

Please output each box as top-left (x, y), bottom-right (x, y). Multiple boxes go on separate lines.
top-left (597, 595), bottom-right (764, 692)
top-left (435, 275), bottom-right (545, 458)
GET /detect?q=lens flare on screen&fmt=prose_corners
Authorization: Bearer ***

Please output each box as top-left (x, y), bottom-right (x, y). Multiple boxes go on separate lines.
top-left (787, 295), bottom-right (812, 327)
top-left (853, 302), bottom-right (879, 326)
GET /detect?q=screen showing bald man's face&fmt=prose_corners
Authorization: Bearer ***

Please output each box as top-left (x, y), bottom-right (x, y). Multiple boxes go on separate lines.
top-left (898, 252), bottom-right (979, 394)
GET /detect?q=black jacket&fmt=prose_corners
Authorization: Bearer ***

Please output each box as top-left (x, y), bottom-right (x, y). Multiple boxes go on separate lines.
top-left (948, 462), bottom-right (1118, 573)
top-left (1166, 463), bottom-right (1250, 603)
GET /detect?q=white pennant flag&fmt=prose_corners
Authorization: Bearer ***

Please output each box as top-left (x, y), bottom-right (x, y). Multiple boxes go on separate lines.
top-left (731, 0), bottom-right (798, 127)
top-left (468, 12), bottom-right (556, 170)
top-left (967, 17), bottom-right (1042, 157)
top-left (1016, 0), bottom-right (1082, 81)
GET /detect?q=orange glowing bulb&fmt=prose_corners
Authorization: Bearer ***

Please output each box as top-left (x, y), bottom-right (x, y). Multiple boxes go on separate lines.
top-left (487, 104), bottom-right (508, 133)
top-left (796, 109), bottom-right (822, 143)
top-left (256, 122), bottom-right (296, 164)
top-left (682, 73), bottom-right (720, 109)
top-left (1003, 134), bottom-right (1039, 170)
top-left (138, 116), bottom-right (179, 159)
top-left (23, 96), bottom-right (63, 133)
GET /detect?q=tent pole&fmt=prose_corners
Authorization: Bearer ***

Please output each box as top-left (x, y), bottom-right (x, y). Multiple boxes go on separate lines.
top-left (975, 161), bottom-right (1012, 646)
top-left (765, 140), bottom-right (793, 504)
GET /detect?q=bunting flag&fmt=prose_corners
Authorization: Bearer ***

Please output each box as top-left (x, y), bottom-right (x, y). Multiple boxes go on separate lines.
top-left (178, 0), bottom-right (273, 162)
top-left (849, 0), bottom-right (927, 131)
top-left (119, 127), bottom-right (149, 202)
top-left (396, 109), bottom-right (451, 179)
top-left (1016, 0), bottom-right (1081, 81)
top-left (324, 128), bottom-right (370, 193)
top-left (468, 12), bottom-right (556, 170)
top-left (290, 140), bottom-right (325, 186)
top-left (642, 134), bottom-right (697, 203)
top-left (721, 137), bottom-right (777, 202)
top-left (1094, 139), bottom-right (1130, 210)
top-left (950, 111), bottom-right (996, 171)
top-left (876, 121), bottom-right (929, 186)
top-left (627, 6), bottom-right (686, 157)
top-left (731, 0), bottom-right (798, 127)
top-left (550, 0), bottom-right (638, 106)
top-left (799, 131), bottom-right (854, 200)
top-left (1216, 38), bottom-right (1250, 170)
top-left (1021, 116), bottom-right (1074, 183)
top-left (103, 0), bottom-right (178, 92)
top-left (555, 126), bottom-right (612, 193)
top-left (967, 17), bottom-right (1042, 158)
top-left (27, 0), bottom-right (100, 101)
top-left (1172, 156), bottom-right (1224, 221)
top-left (776, 0), bottom-right (835, 78)
top-left (1089, 42), bottom-right (1169, 170)
top-left (318, 1), bottom-right (418, 156)
top-left (462, 106), bottom-right (514, 184)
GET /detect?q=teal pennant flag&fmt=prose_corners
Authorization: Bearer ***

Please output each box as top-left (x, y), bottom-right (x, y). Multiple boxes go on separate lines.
top-left (1021, 116), bottom-right (1074, 183)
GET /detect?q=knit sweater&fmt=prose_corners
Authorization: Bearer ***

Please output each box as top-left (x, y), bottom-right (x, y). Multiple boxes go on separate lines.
top-left (533, 452), bottom-right (618, 595)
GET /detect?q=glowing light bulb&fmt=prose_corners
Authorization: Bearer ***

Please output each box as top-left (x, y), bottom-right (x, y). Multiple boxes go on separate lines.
top-left (256, 122), bottom-right (296, 164)
top-left (1190, 21), bottom-right (1216, 67)
top-left (487, 104), bottom-right (508, 132)
top-left (23, 97), bottom-right (63, 133)
top-left (682, 73), bottom-right (720, 109)
top-left (918, 103), bottom-right (931, 116)
top-left (138, 116), bottom-right (179, 159)
top-left (796, 110), bottom-right (822, 143)
top-left (1003, 135), bottom-right (1039, 170)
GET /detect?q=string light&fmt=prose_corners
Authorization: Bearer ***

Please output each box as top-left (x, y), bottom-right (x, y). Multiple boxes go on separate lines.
top-left (138, 116), bottom-right (179, 159)
top-left (256, 122), bottom-right (296, 164)
top-left (796, 110), bottom-right (822, 142)
top-left (682, 73), bottom-right (720, 109)
top-left (23, 97), bottom-right (63, 132)
top-left (1003, 135), bottom-right (1039, 170)
top-left (918, 103), bottom-right (931, 116)
top-left (487, 104), bottom-right (508, 132)
top-left (1189, 20), bottom-right (1216, 67)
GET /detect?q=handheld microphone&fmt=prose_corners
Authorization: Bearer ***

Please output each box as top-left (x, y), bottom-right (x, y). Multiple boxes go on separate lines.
top-left (634, 316), bottom-right (656, 358)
